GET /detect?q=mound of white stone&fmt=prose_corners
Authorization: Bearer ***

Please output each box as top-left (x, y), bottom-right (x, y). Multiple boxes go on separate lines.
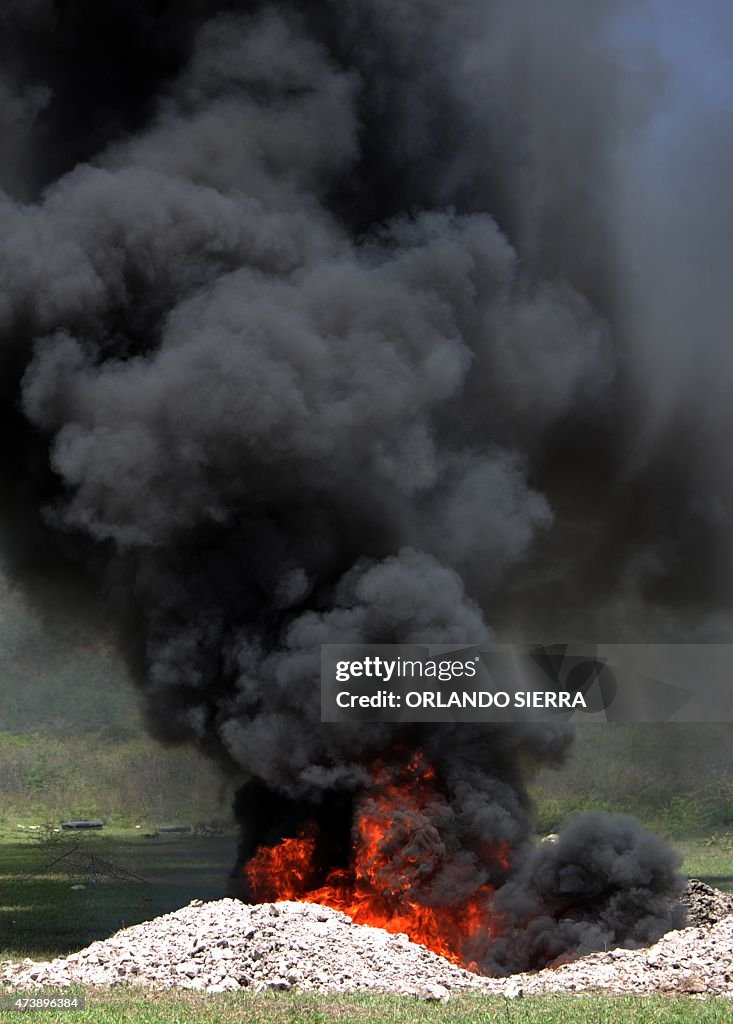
top-left (2, 896), bottom-right (732, 1000)
top-left (481, 915), bottom-right (733, 999)
top-left (0, 900), bottom-right (482, 1000)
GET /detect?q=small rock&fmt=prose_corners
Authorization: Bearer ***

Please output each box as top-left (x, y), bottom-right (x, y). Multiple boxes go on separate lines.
top-left (418, 983), bottom-right (450, 1002)
top-left (212, 976), bottom-right (240, 993)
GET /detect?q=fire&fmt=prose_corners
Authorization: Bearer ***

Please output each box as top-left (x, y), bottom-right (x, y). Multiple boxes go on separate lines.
top-left (244, 752), bottom-right (509, 971)
top-left (244, 831), bottom-right (320, 902)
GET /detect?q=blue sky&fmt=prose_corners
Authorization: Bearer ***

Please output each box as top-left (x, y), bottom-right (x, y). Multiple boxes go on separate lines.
top-left (625, 0), bottom-right (733, 113)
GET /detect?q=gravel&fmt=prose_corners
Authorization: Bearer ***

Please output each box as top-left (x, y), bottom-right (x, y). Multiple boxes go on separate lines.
top-left (681, 878), bottom-right (733, 928)
top-left (482, 915), bottom-right (733, 998)
top-left (0, 900), bottom-right (482, 1000)
top-left (2, 886), bottom-right (732, 1001)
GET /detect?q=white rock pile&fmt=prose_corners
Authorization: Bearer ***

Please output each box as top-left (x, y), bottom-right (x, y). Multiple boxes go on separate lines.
top-left (482, 916), bottom-right (733, 999)
top-left (2, 891), bottom-right (732, 1000)
top-left (0, 900), bottom-right (482, 1000)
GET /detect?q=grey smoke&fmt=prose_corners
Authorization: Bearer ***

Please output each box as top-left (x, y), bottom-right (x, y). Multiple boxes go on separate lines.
top-left (1, 0), bottom-right (728, 972)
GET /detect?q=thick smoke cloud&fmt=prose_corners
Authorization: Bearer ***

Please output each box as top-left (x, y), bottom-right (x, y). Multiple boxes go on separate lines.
top-left (1, 0), bottom-right (726, 972)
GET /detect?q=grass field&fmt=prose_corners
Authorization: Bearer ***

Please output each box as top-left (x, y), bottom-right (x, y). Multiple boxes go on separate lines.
top-left (3, 724), bottom-right (731, 835)
top-left (0, 731), bottom-right (232, 824)
top-left (1, 989), bottom-right (731, 1024)
top-left (674, 837), bottom-right (733, 893)
top-left (530, 724), bottom-right (733, 838)
top-left (0, 827), bottom-right (238, 960)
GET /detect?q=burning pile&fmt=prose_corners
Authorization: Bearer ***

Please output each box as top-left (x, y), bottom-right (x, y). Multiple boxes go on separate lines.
top-left (233, 747), bottom-right (685, 976)
top-left (244, 752), bottom-right (509, 968)
top-left (2, 892), bottom-right (731, 999)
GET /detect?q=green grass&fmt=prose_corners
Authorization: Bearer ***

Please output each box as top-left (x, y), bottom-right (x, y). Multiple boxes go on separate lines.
top-left (0, 829), bottom-right (238, 961)
top-left (676, 837), bottom-right (733, 892)
top-left (530, 724), bottom-right (733, 838)
top-left (0, 731), bottom-right (233, 824)
top-left (1, 989), bottom-right (731, 1024)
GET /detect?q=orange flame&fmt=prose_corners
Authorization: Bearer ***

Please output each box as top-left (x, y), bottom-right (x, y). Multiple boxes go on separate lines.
top-left (244, 752), bottom-right (509, 970)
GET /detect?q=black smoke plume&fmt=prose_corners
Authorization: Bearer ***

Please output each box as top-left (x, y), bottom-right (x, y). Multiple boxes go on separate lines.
top-left (2, 0), bottom-right (728, 972)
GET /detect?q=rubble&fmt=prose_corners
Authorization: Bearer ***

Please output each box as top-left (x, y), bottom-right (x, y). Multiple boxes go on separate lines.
top-left (2, 889), bottom-right (732, 1000)
top-left (681, 878), bottom-right (733, 928)
top-left (481, 915), bottom-right (733, 998)
top-left (0, 900), bottom-right (485, 999)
